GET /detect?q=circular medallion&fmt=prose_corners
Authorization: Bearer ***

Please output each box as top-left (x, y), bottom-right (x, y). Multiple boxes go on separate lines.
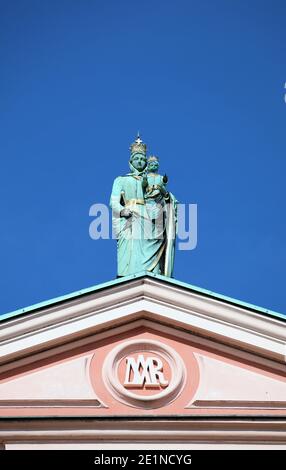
top-left (102, 339), bottom-right (186, 409)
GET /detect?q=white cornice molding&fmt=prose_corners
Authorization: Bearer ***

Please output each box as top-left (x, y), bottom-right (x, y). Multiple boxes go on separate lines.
top-left (0, 418), bottom-right (286, 444)
top-left (0, 277), bottom-right (285, 373)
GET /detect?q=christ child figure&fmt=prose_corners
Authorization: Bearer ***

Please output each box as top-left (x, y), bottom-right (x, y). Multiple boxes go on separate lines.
top-left (142, 155), bottom-right (169, 201)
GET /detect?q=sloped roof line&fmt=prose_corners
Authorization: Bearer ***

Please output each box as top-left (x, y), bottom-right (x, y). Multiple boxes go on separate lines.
top-left (0, 271), bottom-right (285, 323)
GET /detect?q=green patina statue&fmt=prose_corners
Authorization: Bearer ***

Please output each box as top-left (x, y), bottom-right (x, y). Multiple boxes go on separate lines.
top-left (143, 155), bottom-right (169, 201)
top-left (110, 134), bottom-right (177, 277)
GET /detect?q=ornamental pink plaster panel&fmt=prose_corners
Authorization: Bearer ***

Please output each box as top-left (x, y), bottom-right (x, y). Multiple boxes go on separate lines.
top-left (0, 326), bottom-right (286, 417)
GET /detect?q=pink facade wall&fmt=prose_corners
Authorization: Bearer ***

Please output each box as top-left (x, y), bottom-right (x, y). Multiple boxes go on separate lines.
top-left (0, 325), bottom-right (286, 418)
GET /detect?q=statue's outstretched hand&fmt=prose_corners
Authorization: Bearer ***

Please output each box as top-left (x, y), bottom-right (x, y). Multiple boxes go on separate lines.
top-left (120, 208), bottom-right (133, 218)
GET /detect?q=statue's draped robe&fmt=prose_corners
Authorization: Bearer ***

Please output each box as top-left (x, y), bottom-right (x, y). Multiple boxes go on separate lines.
top-left (110, 171), bottom-right (176, 277)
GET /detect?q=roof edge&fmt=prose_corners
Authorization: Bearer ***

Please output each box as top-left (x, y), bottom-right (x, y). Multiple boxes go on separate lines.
top-left (0, 271), bottom-right (285, 323)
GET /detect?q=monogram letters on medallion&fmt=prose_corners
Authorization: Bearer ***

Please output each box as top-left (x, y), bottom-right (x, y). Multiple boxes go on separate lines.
top-left (124, 355), bottom-right (169, 389)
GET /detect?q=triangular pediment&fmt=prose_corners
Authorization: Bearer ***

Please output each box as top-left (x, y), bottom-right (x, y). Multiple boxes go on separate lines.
top-left (0, 275), bottom-right (285, 419)
top-left (0, 275), bottom-right (285, 371)
top-left (0, 319), bottom-right (286, 418)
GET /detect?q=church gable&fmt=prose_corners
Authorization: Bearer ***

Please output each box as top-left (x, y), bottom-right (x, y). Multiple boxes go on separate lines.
top-left (1, 275), bottom-right (285, 373)
top-left (0, 318), bottom-right (285, 418)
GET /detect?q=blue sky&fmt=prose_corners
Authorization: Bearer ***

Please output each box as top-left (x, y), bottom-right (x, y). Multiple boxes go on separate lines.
top-left (1, 0), bottom-right (286, 315)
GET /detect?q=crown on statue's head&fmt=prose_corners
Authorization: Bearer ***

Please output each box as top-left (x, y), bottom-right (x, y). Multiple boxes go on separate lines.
top-left (130, 133), bottom-right (147, 156)
top-left (148, 155), bottom-right (159, 162)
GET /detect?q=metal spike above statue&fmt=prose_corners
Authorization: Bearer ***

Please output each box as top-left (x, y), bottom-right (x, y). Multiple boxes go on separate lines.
top-left (110, 134), bottom-right (177, 277)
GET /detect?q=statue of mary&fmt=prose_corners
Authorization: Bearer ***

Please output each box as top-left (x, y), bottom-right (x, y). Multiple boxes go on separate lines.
top-left (110, 135), bottom-right (177, 277)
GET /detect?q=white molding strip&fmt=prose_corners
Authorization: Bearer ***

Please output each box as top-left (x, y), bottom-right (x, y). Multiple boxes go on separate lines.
top-left (0, 418), bottom-right (286, 444)
top-left (0, 278), bottom-right (285, 374)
